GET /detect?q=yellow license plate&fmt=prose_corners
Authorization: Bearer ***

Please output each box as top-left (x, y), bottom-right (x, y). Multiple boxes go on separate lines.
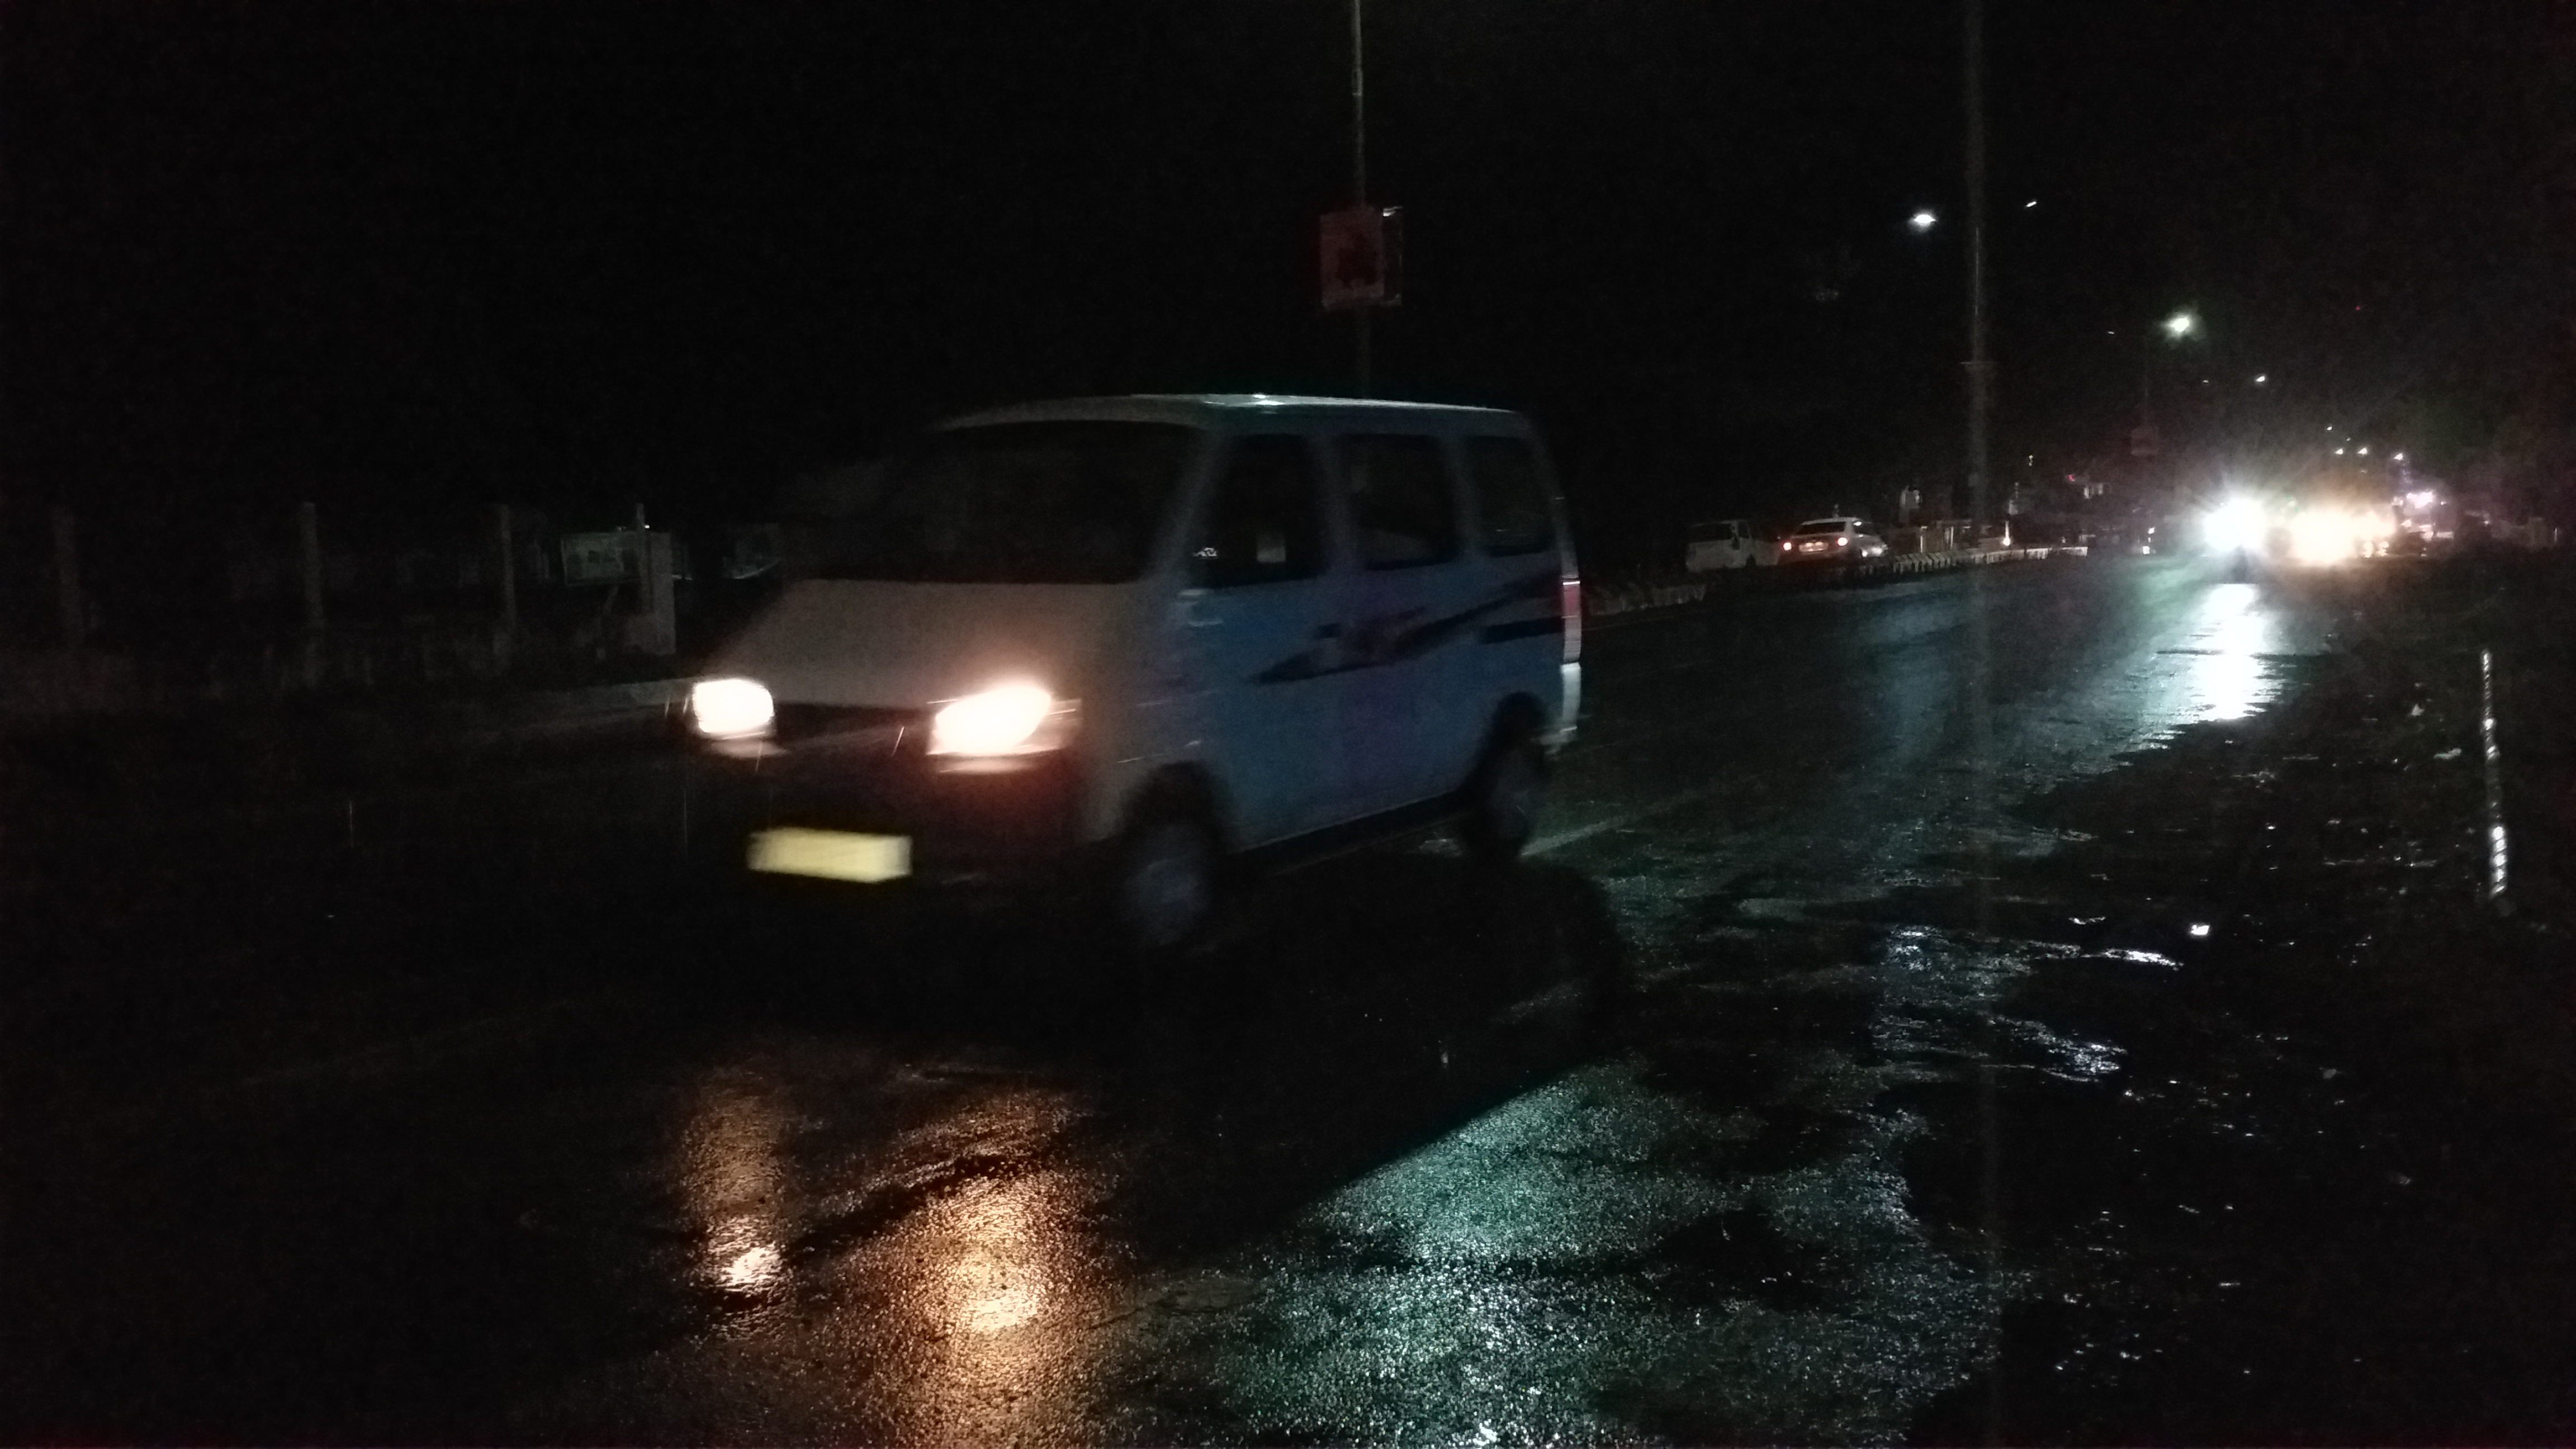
top-left (747, 828), bottom-right (912, 884)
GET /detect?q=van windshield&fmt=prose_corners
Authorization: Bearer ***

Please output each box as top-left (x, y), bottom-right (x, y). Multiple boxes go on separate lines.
top-left (816, 421), bottom-right (1198, 584)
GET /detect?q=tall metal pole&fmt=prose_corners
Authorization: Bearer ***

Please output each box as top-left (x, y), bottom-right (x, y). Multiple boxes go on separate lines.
top-left (491, 501), bottom-right (518, 671)
top-left (51, 505), bottom-right (85, 651)
top-left (1351, 0), bottom-right (1371, 391)
top-left (1963, 0), bottom-right (1992, 525)
top-left (299, 500), bottom-right (326, 687)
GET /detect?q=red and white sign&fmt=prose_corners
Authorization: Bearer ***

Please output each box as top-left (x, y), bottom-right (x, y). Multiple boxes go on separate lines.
top-left (1320, 205), bottom-right (1403, 311)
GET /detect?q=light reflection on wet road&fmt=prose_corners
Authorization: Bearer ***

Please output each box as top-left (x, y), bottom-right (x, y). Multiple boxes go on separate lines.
top-left (2170, 580), bottom-right (2281, 725)
top-left (2, 556), bottom-right (2349, 1443)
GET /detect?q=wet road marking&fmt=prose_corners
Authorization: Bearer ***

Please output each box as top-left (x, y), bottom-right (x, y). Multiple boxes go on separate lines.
top-left (1527, 780), bottom-right (1726, 858)
top-left (2480, 647), bottom-right (2509, 908)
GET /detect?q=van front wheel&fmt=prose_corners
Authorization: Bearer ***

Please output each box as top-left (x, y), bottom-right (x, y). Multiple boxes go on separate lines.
top-left (1459, 723), bottom-right (1546, 866)
top-left (1111, 798), bottom-right (1220, 959)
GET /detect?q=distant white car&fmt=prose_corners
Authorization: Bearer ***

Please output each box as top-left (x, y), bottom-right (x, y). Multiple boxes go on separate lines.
top-left (1779, 516), bottom-right (1889, 563)
top-left (1683, 518), bottom-right (1774, 571)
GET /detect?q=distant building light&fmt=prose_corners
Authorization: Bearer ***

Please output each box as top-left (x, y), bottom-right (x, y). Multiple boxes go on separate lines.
top-left (2358, 445), bottom-right (2370, 456)
top-left (2253, 373), bottom-right (2269, 384)
top-left (2394, 451), bottom-right (2406, 461)
top-left (2024, 198), bottom-right (2038, 209)
top-left (1909, 210), bottom-right (1938, 233)
top-left (2334, 447), bottom-right (2347, 455)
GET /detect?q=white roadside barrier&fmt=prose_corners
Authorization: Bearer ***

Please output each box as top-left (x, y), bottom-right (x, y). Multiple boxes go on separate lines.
top-left (1587, 546), bottom-right (2087, 619)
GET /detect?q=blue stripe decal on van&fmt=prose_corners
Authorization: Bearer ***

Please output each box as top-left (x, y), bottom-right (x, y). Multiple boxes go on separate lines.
top-left (1253, 570), bottom-right (1559, 683)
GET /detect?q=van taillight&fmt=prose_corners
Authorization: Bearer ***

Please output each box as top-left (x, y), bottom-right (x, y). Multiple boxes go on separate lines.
top-left (1560, 576), bottom-right (1584, 662)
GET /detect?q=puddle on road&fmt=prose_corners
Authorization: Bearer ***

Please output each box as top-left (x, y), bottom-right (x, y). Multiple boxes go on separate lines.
top-left (1088, 920), bottom-right (2072, 1446)
top-left (531, 1053), bottom-right (1127, 1446)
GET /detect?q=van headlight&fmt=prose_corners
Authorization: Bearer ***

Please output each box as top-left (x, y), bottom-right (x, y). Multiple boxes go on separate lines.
top-left (929, 683), bottom-right (1077, 756)
top-left (689, 676), bottom-right (775, 739)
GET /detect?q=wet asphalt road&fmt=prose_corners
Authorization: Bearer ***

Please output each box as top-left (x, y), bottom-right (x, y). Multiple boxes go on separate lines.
top-left (4, 556), bottom-right (2355, 1443)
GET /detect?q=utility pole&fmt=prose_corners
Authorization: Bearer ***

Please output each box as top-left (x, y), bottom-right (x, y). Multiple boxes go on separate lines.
top-left (1963, 0), bottom-right (1992, 526)
top-left (1350, 0), bottom-right (1371, 391)
top-left (298, 500), bottom-right (326, 687)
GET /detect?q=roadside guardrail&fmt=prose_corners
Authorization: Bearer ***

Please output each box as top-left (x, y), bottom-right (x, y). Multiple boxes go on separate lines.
top-left (1587, 544), bottom-right (2089, 621)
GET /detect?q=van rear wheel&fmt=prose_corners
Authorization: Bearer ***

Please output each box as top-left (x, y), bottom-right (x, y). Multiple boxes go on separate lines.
top-left (1459, 721), bottom-right (1546, 866)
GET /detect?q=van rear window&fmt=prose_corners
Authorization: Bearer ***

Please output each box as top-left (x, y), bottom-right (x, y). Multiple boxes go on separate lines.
top-left (817, 422), bottom-right (1196, 584)
top-left (1465, 435), bottom-right (1556, 556)
top-left (1342, 434), bottom-right (1460, 569)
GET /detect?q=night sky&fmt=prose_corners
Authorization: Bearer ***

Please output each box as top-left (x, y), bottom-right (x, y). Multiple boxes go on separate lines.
top-left (5, 1), bottom-right (2569, 555)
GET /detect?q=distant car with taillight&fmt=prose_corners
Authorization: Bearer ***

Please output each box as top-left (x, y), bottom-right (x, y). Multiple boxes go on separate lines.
top-left (1778, 516), bottom-right (1890, 563)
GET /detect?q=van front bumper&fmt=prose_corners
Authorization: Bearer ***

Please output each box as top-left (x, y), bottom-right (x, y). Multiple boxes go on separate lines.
top-left (693, 730), bottom-right (1091, 888)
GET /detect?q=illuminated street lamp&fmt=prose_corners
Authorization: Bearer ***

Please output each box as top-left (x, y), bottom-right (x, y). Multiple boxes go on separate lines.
top-left (2135, 309), bottom-right (2203, 452)
top-left (1909, 209), bottom-right (1938, 234)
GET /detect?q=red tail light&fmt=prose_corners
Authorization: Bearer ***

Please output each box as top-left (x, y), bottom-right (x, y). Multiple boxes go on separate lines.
top-left (1560, 575), bottom-right (1584, 662)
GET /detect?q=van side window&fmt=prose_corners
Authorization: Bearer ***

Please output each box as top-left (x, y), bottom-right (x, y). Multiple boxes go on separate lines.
top-left (1341, 433), bottom-right (1459, 569)
top-left (1465, 435), bottom-right (1556, 556)
top-left (1194, 435), bottom-right (1327, 588)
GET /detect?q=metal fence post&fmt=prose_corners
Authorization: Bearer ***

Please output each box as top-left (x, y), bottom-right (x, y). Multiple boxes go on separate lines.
top-left (50, 505), bottom-right (85, 651)
top-left (637, 531), bottom-right (677, 656)
top-left (493, 502), bottom-right (518, 671)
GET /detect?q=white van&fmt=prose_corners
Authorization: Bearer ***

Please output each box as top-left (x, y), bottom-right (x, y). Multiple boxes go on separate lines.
top-left (1683, 518), bottom-right (1773, 571)
top-left (686, 395), bottom-right (1583, 953)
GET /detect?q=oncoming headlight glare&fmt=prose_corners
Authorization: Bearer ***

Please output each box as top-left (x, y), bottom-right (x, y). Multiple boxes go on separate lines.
top-left (2288, 509), bottom-right (2360, 566)
top-left (930, 683), bottom-right (1074, 756)
top-left (2201, 496), bottom-right (2267, 554)
top-left (689, 677), bottom-right (775, 738)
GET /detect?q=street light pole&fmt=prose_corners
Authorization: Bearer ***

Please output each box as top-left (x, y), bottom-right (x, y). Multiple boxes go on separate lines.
top-left (1350, 0), bottom-right (1371, 390)
top-left (1963, 0), bottom-right (1992, 526)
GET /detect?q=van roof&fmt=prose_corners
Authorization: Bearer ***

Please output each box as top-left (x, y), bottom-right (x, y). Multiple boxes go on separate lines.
top-left (941, 393), bottom-right (1525, 430)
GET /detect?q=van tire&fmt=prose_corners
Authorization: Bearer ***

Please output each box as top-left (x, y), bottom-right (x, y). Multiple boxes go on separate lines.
top-left (1110, 792), bottom-right (1222, 961)
top-left (1459, 716), bottom-right (1547, 866)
